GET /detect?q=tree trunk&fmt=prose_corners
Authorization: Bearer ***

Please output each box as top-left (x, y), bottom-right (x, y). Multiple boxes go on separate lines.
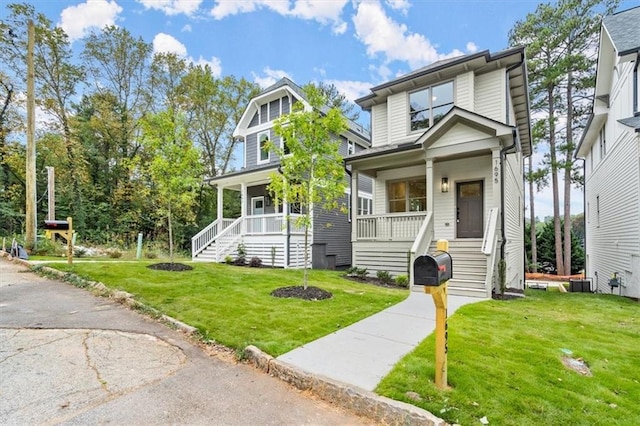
top-left (529, 154), bottom-right (537, 273)
top-left (303, 222), bottom-right (309, 290)
top-left (548, 86), bottom-right (565, 276)
top-left (563, 70), bottom-right (574, 275)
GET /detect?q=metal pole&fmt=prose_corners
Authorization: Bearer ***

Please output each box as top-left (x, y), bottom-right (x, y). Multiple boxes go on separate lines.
top-left (136, 232), bottom-right (143, 259)
top-left (25, 20), bottom-right (37, 249)
top-left (47, 166), bottom-right (55, 220)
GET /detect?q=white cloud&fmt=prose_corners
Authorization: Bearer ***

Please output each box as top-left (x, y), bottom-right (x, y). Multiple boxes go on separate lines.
top-left (210, 0), bottom-right (289, 19)
top-left (352, 1), bottom-right (467, 70)
top-left (137, 0), bottom-right (202, 16)
top-left (153, 33), bottom-right (188, 57)
top-left (60, 0), bottom-right (123, 41)
top-left (252, 67), bottom-right (292, 88)
top-left (181, 24), bottom-right (192, 32)
top-left (191, 56), bottom-right (223, 77)
top-left (466, 41), bottom-right (479, 53)
top-left (314, 67), bottom-right (327, 77)
top-left (210, 0), bottom-right (349, 34)
top-left (152, 33), bottom-right (222, 76)
top-left (385, 0), bottom-right (411, 14)
top-left (323, 79), bottom-right (371, 103)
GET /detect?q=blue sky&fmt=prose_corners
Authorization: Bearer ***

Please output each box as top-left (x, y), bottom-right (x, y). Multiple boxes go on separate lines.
top-left (5, 0), bottom-right (638, 219)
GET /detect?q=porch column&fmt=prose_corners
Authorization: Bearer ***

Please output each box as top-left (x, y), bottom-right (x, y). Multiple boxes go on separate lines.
top-left (217, 184), bottom-right (224, 221)
top-left (426, 159), bottom-right (434, 212)
top-left (240, 182), bottom-right (247, 234)
top-left (351, 170), bottom-right (359, 243)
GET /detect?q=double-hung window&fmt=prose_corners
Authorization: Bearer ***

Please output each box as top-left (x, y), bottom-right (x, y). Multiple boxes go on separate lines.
top-left (258, 132), bottom-right (270, 163)
top-left (409, 81), bottom-right (454, 132)
top-left (388, 178), bottom-right (426, 213)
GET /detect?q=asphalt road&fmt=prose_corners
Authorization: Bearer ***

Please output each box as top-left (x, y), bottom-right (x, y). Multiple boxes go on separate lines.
top-left (0, 258), bottom-right (370, 425)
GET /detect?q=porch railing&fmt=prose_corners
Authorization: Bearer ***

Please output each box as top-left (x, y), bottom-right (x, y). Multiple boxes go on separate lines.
top-left (214, 217), bottom-right (244, 261)
top-left (191, 218), bottom-right (236, 258)
top-left (482, 207), bottom-right (500, 297)
top-left (246, 213), bottom-right (307, 235)
top-left (356, 212), bottom-right (429, 241)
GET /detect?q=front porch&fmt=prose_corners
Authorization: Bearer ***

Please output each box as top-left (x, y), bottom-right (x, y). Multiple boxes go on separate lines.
top-left (192, 213), bottom-right (309, 267)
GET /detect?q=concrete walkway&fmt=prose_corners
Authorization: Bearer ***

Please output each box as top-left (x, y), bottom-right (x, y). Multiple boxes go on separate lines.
top-left (278, 291), bottom-right (484, 391)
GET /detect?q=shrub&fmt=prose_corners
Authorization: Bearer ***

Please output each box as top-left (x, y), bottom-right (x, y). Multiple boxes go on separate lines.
top-left (395, 274), bottom-right (409, 287)
top-left (108, 249), bottom-right (123, 259)
top-left (30, 237), bottom-right (64, 257)
top-left (145, 251), bottom-right (157, 259)
top-left (346, 266), bottom-right (368, 279)
top-left (377, 270), bottom-right (392, 284)
top-left (236, 243), bottom-right (247, 257)
top-left (233, 256), bottom-right (246, 266)
top-left (74, 247), bottom-right (87, 258)
top-left (224, 255), bottom-right (233, 264)
top-left (249, 257), bottom-right (262, 268)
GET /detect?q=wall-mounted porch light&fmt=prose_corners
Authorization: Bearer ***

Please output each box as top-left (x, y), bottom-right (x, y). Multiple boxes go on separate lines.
top-left (265, 195), bottom-right (272, 206)
top-left (441, 177), bottom-right (449, 193)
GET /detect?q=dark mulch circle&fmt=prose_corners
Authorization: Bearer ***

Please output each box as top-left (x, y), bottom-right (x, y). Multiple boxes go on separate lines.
top-left (492, 287), bottom-right (525, 300)
top-left (343, 275), bottom-right (407, 290)
top-left (271, 286), bottom-right (333, 301)
top-left (147, 263), bottom-right (193, 272)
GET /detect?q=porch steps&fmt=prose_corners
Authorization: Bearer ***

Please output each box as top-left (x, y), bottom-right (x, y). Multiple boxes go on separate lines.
top-left (428, 239), bottom-right (488, 298)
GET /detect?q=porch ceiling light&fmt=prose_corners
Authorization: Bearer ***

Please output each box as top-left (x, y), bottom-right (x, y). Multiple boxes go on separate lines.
top-left (441, 177), bottom-right (449, 193)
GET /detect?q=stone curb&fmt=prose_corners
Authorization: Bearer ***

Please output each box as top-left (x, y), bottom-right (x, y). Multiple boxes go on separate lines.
top-left (244, 345), bottom-right (446, 426)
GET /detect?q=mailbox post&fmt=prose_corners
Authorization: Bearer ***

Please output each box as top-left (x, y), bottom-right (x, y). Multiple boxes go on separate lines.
top-left (414, 239), bottom-right (452, 389)
top-left (43, 216), bottom-right (73, 265)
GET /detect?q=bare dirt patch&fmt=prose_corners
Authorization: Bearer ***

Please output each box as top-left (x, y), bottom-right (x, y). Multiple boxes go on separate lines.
top-left (271, 286), bottom-right (332, 301)
top-left (147, 263), bottom-right (193, 272)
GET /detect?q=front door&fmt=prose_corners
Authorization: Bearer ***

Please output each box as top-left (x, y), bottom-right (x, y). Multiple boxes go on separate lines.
top-left (456, 181), bottom-right (483, 238)
top-left (251, 196), bottom-right (265, 233)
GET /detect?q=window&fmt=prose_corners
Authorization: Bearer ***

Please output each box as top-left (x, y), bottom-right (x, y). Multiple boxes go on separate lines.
top-left (409, 81), bottom-right (454, 132)
top-left (258, 132), bottom-right (270, 163)
top-left (388, 178), bottom-right (426, 213)
top-left (347, 140), bottom-right (355, 155)
top-left (599, 125), bottom-right (606, 158)
top-left (358, 196), bottom-right (372, 215)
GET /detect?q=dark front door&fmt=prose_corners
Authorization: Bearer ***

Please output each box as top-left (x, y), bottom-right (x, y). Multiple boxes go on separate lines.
top-left (457, 181), bottom-right (484, 238)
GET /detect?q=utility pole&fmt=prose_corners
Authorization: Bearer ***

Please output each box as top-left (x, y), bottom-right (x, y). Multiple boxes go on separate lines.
top-left (46, 166), bottom-right (55, 220)
top-left (25, 19), bottom-right (37, 250)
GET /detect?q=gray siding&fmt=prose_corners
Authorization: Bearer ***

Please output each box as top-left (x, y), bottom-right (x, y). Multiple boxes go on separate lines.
top-left (269, 99), bottom-right (280, 121)
top-left (247, 184), bottom-right (277, 215)
top-left (312, 193), bottom-right (352, 266)
top-left (245, 129), bottom-right (282, 168)
top-left (282, 96), bottom-right (290, 114)
top-left (358, 174), bottom-right (372, 194)
top-left (249, 111), bottom-right (259, 127)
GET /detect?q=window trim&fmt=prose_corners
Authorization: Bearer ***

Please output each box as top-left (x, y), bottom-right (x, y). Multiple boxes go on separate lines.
top-left (387, 177), bottom-right (427, 213)
top-left (257, 131), bottom-right (270, 164)
top-left (408, 80), bottom-right (454, 133)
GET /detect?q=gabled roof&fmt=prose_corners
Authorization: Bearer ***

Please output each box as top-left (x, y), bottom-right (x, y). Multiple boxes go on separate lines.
top-left (416, 107), bottom-right (517, 149)
top-left (603, 6), bottom-right (640, 57)
top-left (233, 77), bottom-right (370, 145)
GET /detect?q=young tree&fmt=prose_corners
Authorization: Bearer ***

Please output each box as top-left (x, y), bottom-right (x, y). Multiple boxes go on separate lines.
top-left (139, 110), bottom-right (202, 262)
top-left (267, 84), bottom-right (347, 289)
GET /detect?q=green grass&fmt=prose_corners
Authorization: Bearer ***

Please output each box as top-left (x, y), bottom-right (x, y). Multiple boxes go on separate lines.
top-left (376, 290), bottom-right (640, 425)
top-left (48, 262), bottom-right (407, 356)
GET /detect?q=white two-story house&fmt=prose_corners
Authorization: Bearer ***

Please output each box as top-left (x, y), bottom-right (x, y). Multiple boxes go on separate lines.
top-left (347, 47), bottom-right (532, 297)
top-left (191, 78), bottom-right (372, 269)
top-left (576, 7), bottom-right (640, 298)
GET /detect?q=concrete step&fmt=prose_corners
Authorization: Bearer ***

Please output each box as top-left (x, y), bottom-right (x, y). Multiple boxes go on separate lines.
top-left (452, 272), bottom-right (487, 282)
top-left (449, 278), bottom-right (486, 290)
top-left (448, 286), bottom-right (488, 298)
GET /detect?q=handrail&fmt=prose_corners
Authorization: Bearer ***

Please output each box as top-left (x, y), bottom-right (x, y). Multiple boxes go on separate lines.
top-left (481, 208), bottom-right (500, 255)
top-left (409, 212), bottom-right (433, 287)
top-left (214, 216), bottom-right (244, 261)
top-left (192, 218), bottom-right (220, 258)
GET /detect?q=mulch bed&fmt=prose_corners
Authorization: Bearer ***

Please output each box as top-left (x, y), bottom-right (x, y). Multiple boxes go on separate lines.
top-left (342, 275), bottom-right (407, 290)
top-left (147, 263), bottom-right (193, 272)
top-left (271, 286), bottom-right (333, 301)
top-left (492, 287), bottom-right (525, 300)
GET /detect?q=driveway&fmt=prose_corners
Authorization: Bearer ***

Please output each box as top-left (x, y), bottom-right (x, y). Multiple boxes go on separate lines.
top-left (0, 259), bottom-right (369, 425)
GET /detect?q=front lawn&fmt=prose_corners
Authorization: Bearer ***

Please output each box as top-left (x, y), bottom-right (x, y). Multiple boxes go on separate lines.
top-left (48, 262), bottom-right (407, 356)
top-left (377, 290), bottom-right (640, 425)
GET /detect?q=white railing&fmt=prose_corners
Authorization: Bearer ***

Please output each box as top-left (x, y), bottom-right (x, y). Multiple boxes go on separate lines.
top-left (482, 207), bottom-right (500, 297)
top-left (191, 218), bottom-right (236, 258)
top-left (214, 217), bottom-right (243, 261)
top-left (245, 213), bottom-right (307, 235)
top-left (356, 212), bottom-right (428, 241)
top-left (409, 212), bottom-right (434, 287)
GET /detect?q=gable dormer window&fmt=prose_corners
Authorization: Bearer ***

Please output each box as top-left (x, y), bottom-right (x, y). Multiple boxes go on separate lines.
top-left (409, 81), bottom-right (454, 131)
top-left (258, 132), bottom-right (270, 163)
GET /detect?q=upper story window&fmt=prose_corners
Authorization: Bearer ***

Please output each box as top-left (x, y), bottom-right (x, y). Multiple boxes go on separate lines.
top-left (347, 140), bottom-right (355, 155)
top-left (258, 132), bottom-right (270, 163)
top-left (599, 124), bottom-right (606, 158)
top-left (409, 81), bottom-right (454, 132)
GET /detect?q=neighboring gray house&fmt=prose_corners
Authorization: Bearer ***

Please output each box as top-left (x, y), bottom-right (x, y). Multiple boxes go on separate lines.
top-left (346, 47), bottom-right (532, 297)
top-left (576, 7), bottom-right (640, 298)
top-left (191, 78), bottom-right (372, 269)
